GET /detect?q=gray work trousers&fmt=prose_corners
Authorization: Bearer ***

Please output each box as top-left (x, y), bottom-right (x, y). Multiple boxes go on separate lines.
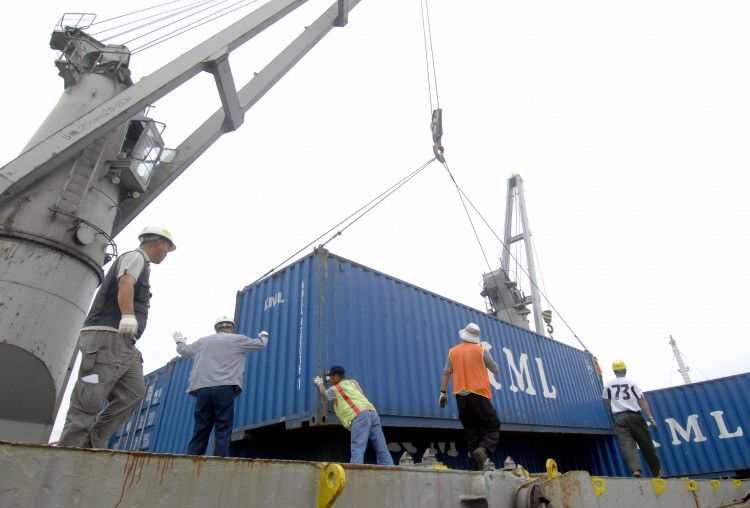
top-left (613, 411), bottom-right (661, 477)
top-left (58, 329), bottom-right (146, 449)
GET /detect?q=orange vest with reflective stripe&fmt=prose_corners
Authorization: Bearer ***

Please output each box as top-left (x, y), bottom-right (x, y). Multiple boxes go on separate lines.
top-left (449, 342), bottom-right (492, 399)
top-left (332, 379), bottom-right (375, 430)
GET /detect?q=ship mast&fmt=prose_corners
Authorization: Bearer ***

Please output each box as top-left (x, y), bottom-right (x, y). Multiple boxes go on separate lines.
top-left (669, 335), bottom-right (692, 384)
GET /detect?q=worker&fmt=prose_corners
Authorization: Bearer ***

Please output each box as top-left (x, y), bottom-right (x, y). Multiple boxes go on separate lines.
top-left (313, 365), bottom-right (394, 465)
top-left (439, 322), bottom-right (501, 470)
top-left (58, 226), bottom-right (176, 448)
top-left (602, 360), bottom-right (662, 478)
top-left (173, 316), bottom-right (268, 456)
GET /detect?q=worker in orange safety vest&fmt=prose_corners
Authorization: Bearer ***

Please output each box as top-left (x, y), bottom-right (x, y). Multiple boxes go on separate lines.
top-left (440, 322), bottom-right (501, 470)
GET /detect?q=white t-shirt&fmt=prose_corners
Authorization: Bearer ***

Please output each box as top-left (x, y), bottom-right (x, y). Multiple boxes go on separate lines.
top-left (602, 375), bottom-right (643, 413)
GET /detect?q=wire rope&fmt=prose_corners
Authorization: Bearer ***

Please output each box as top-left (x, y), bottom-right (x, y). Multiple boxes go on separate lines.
top-left (419, 0), bottom-right (440, 114)
top-left (439, 162), bottom-right (591, 352)
top-left (244, 158), bottom-right (438, 289)
top-left (74, 0), bottom-right (260, 55)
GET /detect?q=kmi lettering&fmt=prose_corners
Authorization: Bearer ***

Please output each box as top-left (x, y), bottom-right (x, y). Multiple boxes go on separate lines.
top-left (264, 291), bottom-right (286, 310)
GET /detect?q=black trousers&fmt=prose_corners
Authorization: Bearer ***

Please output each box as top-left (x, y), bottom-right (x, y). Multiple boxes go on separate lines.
top-left (456, 393), bottom-right (501, 455)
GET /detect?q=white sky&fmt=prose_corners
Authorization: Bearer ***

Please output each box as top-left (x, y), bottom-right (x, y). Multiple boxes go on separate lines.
top-left (3, 1), bottom-right (749, 442)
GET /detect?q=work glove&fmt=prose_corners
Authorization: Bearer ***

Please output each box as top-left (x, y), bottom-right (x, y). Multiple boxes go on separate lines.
top-left (313, 376), bottom-right (324, 386)
top-left (648, 416), bottom-right (658, 432)
top-left (172, 331), bottom-right (186, 345)
top-left (258, 331), bottom-right (269, 340)
top-left (439, 392), bottom-right (448, 408)
top-left (118, 315), bottom-right (138, 340)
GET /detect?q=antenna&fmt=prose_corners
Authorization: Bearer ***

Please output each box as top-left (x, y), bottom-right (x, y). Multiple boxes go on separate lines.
top-left (669, 335), bottom-right (692, 384)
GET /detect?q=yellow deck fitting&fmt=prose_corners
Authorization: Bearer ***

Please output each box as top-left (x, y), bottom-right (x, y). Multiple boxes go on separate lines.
top-left (545, 458), bottom-right (560, 479)
top-left (591, 476), bottom-right (606, 498)
top-left (684, 479), bottom-right (698, 492)
top-left (711, 479), bottom-right (721, 491)
top-left (733, 479), bottom-right (742, 489)
top-left (318, 463), bottom-right (346, 508)
top-left (653, 478), bottom-right (667, 496)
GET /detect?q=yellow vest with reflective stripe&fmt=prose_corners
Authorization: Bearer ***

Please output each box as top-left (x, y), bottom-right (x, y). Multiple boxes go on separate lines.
top-left (332, 379), bottom-right (375, 430)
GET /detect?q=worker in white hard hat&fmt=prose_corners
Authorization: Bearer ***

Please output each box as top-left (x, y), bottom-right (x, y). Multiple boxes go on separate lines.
top-left (58, 226), bottom-right (176, 449)
top-left (602, 360), bottom-right (662, 478)
top-left (173, 316), bottom-right (269, 457)
top-left (439, 322), bottom-right (501, 470)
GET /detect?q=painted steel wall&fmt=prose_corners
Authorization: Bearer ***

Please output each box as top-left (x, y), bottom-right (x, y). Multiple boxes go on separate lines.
top-left (232, 249), bottom-right (611, 433)
top-left (644, 373), bottom-right (750, 478)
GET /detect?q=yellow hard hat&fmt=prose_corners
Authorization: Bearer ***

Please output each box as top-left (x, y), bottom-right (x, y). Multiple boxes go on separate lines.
top-left (612, 360), bottom-right (627, 371)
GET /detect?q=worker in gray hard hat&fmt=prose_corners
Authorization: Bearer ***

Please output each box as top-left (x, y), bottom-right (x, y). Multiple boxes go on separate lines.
top-left (173, 315), bottom-right (269, 457)
top-left (58, 226), bottom-right (176, 449)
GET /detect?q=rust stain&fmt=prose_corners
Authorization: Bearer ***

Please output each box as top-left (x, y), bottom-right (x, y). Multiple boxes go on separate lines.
top-left (116, 452), bottom-right (151, 508)
top-left (157, 455), bottom-right (175, 484)
top-left (191, 455), bottom-right (204, 479)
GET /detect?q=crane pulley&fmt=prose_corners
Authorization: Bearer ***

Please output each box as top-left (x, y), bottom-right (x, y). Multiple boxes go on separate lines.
top-left (430, 108), bottom-right (445, 163)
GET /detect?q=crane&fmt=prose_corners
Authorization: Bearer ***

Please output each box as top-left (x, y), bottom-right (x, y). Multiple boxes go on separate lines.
top-left (0, 0), bottom-right (364, 443)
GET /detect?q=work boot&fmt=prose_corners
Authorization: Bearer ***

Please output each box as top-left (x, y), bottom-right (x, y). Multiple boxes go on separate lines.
top-left (472, 447), bottom-right (490, 469)
top-left (632, 469), bottom-right (642, 478)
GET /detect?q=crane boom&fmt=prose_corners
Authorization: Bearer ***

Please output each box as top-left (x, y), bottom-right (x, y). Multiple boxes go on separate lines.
top-left (0, 0), bottom-right (363, 443)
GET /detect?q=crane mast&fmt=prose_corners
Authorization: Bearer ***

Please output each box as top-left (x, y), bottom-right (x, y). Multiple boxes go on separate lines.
top-left (481, 173), bottom-right (546, 335)
top-left (0, 0), bottom-right (363, 443)
top-left (669, 335), bottom-right (692, 384)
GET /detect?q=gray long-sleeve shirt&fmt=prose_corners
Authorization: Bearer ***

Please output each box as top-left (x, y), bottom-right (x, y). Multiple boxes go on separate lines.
top-left (176, 332), bottom-right (267, 394)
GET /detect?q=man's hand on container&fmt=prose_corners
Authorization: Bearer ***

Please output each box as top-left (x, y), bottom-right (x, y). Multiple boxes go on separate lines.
top-left (439, 392), bottom-right (448, 408)
top-left (258, 331), bottom-right (269, 340)
top-left (172, 331), bottom-right (186, 345)
top-left (313, 376), bottom-right (324, 386)
top-left (648, 416), bottom-right (658, 432)
top-left (118, 315), bottom-right (138, 340)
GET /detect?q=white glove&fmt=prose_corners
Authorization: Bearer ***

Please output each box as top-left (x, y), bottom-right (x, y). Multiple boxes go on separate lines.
top-left (118, 315), bottom-right (138, 339)
top-left (313, 376), bottom-right (323, 386)
top-left (648, 416), bottom-right (658, 432)
top-left (172, 331), bottom-right (186, 345)
top-left (439, 392), bottom-right (448, 408)
top-left (258, 331), bottom-right (269, 340)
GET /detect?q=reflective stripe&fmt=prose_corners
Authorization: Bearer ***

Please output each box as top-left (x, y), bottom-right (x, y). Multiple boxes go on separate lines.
top-left (332, 380), bottom-right (375, 430)
top-left (334, 383), bottom-right (362, 417)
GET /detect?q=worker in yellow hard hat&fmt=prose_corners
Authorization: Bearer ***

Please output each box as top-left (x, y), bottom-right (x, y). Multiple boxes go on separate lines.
top-left (602, 360), bottom-right (663, 478)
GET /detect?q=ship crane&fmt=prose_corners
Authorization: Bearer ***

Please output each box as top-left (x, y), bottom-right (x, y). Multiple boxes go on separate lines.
top-left (481, 173), bottom-right (548, 336)
top-left (0, 0), bottom-right (365, 443)
top-left (669, 334), bottom-right (692, 384)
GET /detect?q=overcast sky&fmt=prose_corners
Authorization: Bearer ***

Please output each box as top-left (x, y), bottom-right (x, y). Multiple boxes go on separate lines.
top-left (3, 1), bottom-right (749, 441)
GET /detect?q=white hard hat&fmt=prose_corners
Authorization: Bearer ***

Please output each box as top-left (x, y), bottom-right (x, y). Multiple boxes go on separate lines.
top-left (214, 315), bottom-right (235, 331)
top-left (138, 226), bottom-right (176, 251)
top-left (459, 323), bottom-right (481, 344)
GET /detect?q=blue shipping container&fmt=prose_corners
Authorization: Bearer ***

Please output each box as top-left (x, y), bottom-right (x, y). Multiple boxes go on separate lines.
top-left (232, 248), bottom-right (611, 434)
top-left (644, 373), bottom-right (750, 478)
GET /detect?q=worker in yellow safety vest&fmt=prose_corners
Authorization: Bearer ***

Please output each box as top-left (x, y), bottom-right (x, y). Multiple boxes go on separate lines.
top-left (314, 365), bottom-right (394, 465)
